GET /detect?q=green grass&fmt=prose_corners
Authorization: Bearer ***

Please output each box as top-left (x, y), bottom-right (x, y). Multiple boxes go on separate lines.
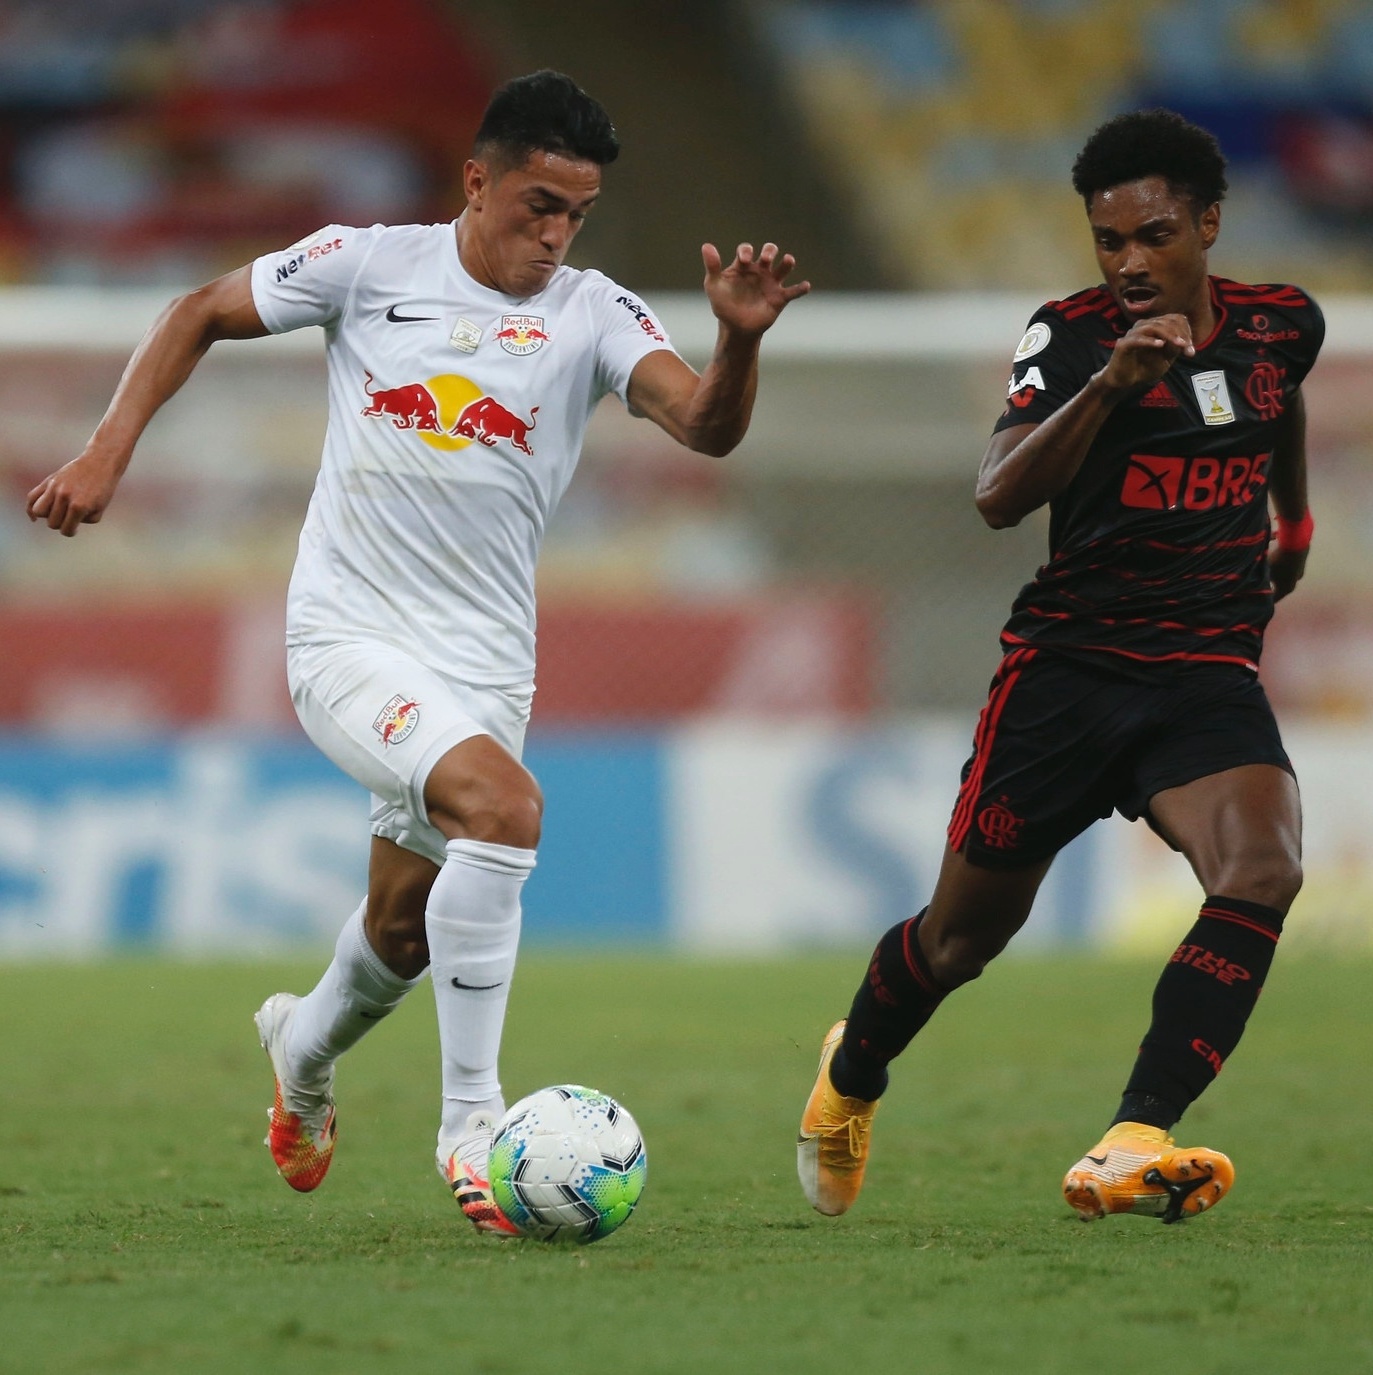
top-left (1, 953), bottom-right (1369, 1375)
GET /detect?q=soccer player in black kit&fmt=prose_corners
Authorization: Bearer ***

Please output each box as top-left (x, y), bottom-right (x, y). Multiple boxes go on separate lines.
top-left (797, 109), bottom-right (1322, 1224)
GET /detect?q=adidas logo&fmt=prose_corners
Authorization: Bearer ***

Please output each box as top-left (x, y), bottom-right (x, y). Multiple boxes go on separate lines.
top-left (1140, 380), bottom-right (1179, 408)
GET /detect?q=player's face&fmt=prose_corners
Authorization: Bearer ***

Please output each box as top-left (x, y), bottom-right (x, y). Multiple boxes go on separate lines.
top-left (1088, 177), bottom-right (1220, 324)
top-left (461, 150), bottom-right (601, 297)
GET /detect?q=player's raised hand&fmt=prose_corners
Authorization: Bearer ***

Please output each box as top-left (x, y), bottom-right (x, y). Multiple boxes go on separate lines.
top-left (702, 241), bottom-right (810, 338)
top-left (26, 449), bottom-right (123, 537)
top-left (1102, 313), bottom-right (1195, 392)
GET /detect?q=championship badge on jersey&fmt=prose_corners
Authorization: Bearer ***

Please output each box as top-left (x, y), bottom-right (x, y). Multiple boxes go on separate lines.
top-left (495, 315), bottom-right (550, 356)
top-left (1191, 370), bottom-right (1236, 426)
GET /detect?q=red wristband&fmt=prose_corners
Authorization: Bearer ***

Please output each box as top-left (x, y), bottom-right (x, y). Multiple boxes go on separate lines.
top-left (1275, 510), bottom-right (1314, 553)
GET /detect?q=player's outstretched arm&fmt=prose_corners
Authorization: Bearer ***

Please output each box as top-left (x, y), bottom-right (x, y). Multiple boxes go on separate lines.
top-left (1268, 386), bottom-right (1310, 601)
top-left (27, 266), bottom-right (268, 537)
top-left (626, 241), bottom-right (810, 457)
top-left (976, 314), bottom-right (1195, 528)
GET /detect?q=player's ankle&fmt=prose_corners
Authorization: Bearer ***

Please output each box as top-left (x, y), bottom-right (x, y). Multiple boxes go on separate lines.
top-left (829, 1045), bottom-right (887, 1101)
top-left (1111, 1091), bottom-right (1181, 1133)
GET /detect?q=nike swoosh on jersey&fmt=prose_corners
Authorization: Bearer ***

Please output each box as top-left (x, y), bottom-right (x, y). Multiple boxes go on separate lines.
top-left (386, 305), bottom-right (438, 322)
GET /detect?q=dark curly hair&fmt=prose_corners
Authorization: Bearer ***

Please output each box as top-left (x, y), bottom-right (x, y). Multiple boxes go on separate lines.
top-left (474, 70), bottom-right (620, 168)
top-left (1071, 109), bottom-right (1227, 215)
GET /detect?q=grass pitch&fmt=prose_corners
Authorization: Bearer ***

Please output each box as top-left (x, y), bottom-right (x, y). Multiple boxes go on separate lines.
top-left (2, 952), bottom-right (1369, 1375)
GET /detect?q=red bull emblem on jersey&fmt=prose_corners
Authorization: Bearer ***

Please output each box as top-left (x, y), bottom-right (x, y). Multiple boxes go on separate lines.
top-left (361, 371), bottom-right (442, 431)
top-left (494, 314), bottom-right (550, 356)
top-left (452, 397), bottom-right (538, 455)
top-left (359, 373), bottom-right (538, 457)
top-left (373, 695), bottom-right (420, 747)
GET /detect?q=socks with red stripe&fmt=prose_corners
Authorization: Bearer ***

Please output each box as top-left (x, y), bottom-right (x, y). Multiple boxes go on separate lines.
top-left (1112, 895), bottom-right (1285, 1130)
top-left (830, 910), bottom-right (948, 1101)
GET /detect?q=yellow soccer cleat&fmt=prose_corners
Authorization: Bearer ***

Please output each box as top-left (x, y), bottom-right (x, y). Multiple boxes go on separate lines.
top-left (797, 1019), bottom-right (879, 1217)
top-left (1062, 1121), bottom-right (1234, 1224)
top-left (254, 993), bottom-right (337, 1193)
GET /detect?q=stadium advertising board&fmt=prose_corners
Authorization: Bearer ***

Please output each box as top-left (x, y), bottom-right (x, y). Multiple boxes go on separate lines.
top-left (0, 724), bottom-right (1364, 956)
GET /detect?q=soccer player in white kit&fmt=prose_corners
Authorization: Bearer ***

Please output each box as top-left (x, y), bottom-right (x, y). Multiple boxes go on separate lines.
top-left (26, 71), bottom-right (810, 1233)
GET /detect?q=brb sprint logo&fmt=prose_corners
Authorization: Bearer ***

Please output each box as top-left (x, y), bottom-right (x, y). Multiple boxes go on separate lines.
top-left (1120, 452), bottom-right (1271, 512)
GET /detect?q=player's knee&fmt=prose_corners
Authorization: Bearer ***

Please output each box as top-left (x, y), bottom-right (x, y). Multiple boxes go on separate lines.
top-left (1212, 848), bottom-right (1302, 914)
top-left (460, 780), bottom-right (544, 850)
top-left (1232, 852), bottom-right (1302, 914)
top-left (923, 930), bottom-right (1002, 990)
top-left (427, 761), bottom-right (544, 850)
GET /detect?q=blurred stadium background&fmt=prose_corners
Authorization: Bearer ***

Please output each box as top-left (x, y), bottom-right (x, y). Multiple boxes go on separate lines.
top-left (2, 0), bottom-right (1372, 961)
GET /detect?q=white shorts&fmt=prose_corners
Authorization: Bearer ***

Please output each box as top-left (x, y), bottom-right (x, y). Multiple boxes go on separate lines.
top-left (287, 638), bottom-right (534, 867)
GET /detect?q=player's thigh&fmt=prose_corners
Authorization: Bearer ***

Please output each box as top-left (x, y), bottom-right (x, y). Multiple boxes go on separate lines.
top-left (288, 639), bottom-right (520, 860)
top-left (423, 732), bottom-right (544, 847)
top-left (923, 843), bottom-right (1053, 984)
top-left (1148, 764), bottom-right (1302, 909)
top-left (948, 650), bottom-right (1132, 870)
top-left (1131, 669), bottom-right (1301, 908)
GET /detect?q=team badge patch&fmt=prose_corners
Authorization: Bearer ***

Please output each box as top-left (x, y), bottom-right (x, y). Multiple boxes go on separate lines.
top-left (450, 318), bottom-right (483, 353)
top-left (373, 695), bottom-right (420, 747)
top-left (1013, 322), bottom-right (1051, 361)
top-left (1244, 360), bottom-right (1286, 421)
top-left (495, 315), bottom-right (550, 356)
top-left (1191, 370), bottom-right (1236, 426)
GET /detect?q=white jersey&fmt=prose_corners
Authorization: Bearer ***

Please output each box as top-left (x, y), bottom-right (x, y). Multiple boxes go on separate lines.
top-left (250, 221), bottom-right (676, 684)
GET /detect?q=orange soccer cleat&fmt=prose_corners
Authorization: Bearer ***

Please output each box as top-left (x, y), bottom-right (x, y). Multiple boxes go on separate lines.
top-left (254, 993), bottom-right (337, 1193)
top-left (797, 1020), bottom-right (880, 1217)
top-left (1062, 1121), bottom-right (1234, 1224)
top-left (438, 1114), bottom-right (522, 1238)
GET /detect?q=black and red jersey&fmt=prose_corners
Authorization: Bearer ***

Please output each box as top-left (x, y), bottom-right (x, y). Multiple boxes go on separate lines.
top-left (989, 277), bottom-right (1323, 673)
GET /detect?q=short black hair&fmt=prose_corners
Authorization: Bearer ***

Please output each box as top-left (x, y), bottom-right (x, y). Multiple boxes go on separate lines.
top-left (1071, 108), bottom-right (1227, 214)
top-left (474, 70), bottom-right (619, 168)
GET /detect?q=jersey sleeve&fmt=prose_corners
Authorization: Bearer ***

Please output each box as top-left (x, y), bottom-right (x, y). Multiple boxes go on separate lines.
top-left (1285, 291), bottom-right (1325, 388)
top-left (991, 305), bottom-right (1101, 433)
top-left (588, 275), bottom-right (679, 404)
top-left (249, 225), bottom-right (377, 334)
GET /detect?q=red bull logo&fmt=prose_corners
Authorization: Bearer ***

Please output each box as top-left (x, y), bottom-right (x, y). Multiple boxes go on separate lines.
top-left (359, 372), bottom-right (538, 457)
top-left (372, 694), bottom-right (420, 747)
top-left (360, 371), bottom-right (442, 431)
top-left (494, 314), bottom-right (550, 356)
top-left (452, 398), bottom-right (538, 455)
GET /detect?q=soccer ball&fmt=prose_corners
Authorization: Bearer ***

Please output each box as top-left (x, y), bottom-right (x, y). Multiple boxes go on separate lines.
top-left (487, 1085), bottom-right (647, 1243)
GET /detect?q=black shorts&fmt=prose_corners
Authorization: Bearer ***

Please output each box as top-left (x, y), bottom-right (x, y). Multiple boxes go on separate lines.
top-left (947, 648), bottom-right (1294, 869)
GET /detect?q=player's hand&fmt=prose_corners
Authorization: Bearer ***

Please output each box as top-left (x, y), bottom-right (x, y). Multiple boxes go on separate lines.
top-left (26, 449), bottom-right (122, 537)
top-left (1269, 546), bottom-right (1307, 602)
top-left (702, 242), bottom-right (810, 338)
top-left (1099, 314), bottom-right (1195, 393)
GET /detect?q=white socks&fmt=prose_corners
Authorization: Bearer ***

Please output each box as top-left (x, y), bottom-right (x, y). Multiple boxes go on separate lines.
top-left (426, 837), bottom-right (536, 1142)
top-left (285, 901), bottom-right (422, 1083)
top-left (280, 838), bottom-right (535, 1148)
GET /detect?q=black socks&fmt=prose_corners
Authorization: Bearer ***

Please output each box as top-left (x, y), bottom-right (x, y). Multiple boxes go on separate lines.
top-left (1113, 895), bottom-right (1284, 1130)
top-left (828, 893), bottom-right (1284, 1121)
top-left (831, 910), bottom-right (948, 1101)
